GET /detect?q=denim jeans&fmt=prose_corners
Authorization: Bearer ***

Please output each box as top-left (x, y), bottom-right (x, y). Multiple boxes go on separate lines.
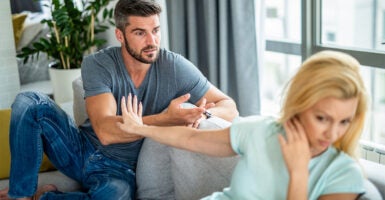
top-left (8, 91), bottom-right (136, 200)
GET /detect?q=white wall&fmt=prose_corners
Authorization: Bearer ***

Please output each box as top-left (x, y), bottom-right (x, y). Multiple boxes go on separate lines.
top-left (0, 0), bottom-right (20, 109)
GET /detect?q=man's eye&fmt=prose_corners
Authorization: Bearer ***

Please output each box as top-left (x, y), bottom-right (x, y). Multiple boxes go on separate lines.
top-left (135, 32), bottom-right (145, 36)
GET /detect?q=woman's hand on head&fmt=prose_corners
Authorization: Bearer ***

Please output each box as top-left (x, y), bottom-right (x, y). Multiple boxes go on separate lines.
top-left (118, 94), bottom-right (144, 133)
top-left (278, 117), bottom-right (311, 174)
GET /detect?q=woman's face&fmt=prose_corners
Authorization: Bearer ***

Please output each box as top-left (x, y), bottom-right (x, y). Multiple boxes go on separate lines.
top-left (298, 97), bottom-right (358, 157)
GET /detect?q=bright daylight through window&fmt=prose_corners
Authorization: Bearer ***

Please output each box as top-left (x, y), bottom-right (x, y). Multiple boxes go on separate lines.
top-left (259, 0), bottom-right (385, 163)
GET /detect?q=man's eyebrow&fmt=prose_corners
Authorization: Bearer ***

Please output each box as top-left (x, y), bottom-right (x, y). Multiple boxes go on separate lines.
top-left (130, 26), bottom-right (160, 33)
top-left (130, 28), bottom-right (146, 33)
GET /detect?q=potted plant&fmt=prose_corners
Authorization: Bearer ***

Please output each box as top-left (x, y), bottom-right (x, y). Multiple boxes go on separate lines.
top-left (17, 0), bottom-right (115, 103)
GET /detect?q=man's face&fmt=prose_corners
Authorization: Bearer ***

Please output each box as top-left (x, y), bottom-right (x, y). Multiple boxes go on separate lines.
top-left (122, 15), bottom-right (161, 64)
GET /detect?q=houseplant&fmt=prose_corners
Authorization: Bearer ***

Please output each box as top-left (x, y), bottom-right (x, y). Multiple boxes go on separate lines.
top-left (17, 0), bottom-right (115, 103)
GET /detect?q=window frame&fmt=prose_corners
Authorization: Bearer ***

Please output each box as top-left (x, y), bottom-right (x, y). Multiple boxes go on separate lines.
top-left (264, 0), bottom-right (385, 146)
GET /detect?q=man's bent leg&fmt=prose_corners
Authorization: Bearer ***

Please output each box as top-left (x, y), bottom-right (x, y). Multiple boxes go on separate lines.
top-left (82, 151), bottom-right (136, 200)
top-left (8, 92), bottom-right (91, 199)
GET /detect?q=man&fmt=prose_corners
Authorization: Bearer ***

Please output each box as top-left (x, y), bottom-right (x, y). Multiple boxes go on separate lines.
top-left (0, 0), bottom-right (238, 199)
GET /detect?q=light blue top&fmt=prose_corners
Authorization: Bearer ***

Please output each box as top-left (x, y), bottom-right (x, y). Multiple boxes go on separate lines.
top-left (80, 47), bottom-right (210, 164)
top-left (203, 115), bottom-right (365, 200)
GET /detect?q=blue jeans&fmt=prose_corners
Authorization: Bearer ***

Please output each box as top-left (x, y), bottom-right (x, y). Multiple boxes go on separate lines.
top-left (8, 91), bottom-right (136, 200)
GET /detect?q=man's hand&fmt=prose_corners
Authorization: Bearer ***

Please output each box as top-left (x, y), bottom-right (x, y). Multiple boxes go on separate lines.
top-left (162, 93), bottom-right (210, 127)
top-left (189, 97), bottom-right (215, 128)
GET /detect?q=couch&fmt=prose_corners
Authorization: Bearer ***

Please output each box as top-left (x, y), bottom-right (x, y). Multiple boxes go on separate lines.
top-left (1, 77), bottom-right (384, 200)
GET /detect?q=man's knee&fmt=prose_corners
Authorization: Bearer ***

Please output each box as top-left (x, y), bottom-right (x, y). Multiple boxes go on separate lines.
top-left (92, 178), bottom-right (136, 200)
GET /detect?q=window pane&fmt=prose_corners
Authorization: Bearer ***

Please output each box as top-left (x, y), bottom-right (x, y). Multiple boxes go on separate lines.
top-left (260, 51), bottom-right (302, 116)
top-left (321, 0), bottom-right (385, 52)
top-left (360, 66), bottom-right (385, 145)
top-left (265, 0), bottom-right (301, 42)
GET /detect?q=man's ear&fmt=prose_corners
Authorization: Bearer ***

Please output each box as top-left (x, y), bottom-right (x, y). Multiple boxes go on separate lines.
top-left (115, 28), bottom-right (124, 43)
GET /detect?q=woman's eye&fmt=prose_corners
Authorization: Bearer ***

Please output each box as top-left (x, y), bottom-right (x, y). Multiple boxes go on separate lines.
top-left (341, 119), bottom-right (351, 126)
top-left (316, 116), bottom-right (326, 122)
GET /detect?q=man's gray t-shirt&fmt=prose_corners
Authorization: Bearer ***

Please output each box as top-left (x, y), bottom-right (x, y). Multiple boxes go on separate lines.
top-left (80, 47), bottom-right (210, 165)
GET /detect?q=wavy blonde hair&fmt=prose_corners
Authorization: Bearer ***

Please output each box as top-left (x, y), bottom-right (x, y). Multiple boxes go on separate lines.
top-left (279, 51), bottom-right (368, 157)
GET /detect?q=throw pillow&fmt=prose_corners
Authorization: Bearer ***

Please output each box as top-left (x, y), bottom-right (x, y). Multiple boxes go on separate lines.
top-left (0, 109), bottom-right (55, 180)
top-left (12, 13), bottom-right (28, 47)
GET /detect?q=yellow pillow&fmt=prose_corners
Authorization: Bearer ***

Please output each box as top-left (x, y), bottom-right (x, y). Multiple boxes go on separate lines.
top-left (0, 109), bottom-right (55, 180)
top-left (12, 13), bottom-right (28, 47)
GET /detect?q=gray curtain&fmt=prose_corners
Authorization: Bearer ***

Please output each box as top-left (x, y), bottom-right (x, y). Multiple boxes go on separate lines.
top-left (165, 0), bottom-right (260, 116)
top-left (11, 0), bottom-right (42, 14)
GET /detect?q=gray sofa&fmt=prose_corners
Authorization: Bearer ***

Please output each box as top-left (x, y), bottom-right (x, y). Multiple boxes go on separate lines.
top-left (1, 77), bottom-right (384, 200)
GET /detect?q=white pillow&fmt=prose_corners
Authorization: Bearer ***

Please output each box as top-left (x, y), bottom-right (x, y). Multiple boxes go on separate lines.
top-left (17, 12), bottom-right (46, 51)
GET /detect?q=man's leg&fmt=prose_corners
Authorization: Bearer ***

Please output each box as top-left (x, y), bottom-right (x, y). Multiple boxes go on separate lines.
top-left (7, 91), bottom-right (91, 199)
top-left (80, 150), bottom-right (136, 200)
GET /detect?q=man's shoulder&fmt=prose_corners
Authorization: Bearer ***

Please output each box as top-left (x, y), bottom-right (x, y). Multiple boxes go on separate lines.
top-left (84, 46), bottom-right (120, 62)
top-left (157, 48), bottom-right (183, 63)
top-left (83, 47), bottom-right (121, 68)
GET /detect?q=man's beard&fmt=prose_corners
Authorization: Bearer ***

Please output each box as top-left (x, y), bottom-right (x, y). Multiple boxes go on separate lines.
top-left (123, 35), bottom-right (159, 64)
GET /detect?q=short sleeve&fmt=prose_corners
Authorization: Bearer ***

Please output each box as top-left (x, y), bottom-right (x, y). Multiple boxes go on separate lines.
top-left (322, 159), bottom-right (365, 195)
top-left (174, 55), bottom-right (210, 104)
top-left (81, 53), bottom-right (113, 98)
top-left (230, 116), bottom-right (271, 156)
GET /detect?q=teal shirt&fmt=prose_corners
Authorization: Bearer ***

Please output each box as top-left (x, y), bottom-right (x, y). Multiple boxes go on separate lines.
top-left (203, 115), bottom-right (365, 200)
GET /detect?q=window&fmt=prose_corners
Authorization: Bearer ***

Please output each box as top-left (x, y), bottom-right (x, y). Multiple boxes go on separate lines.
top-left (258, 0), bottom-right (385, 154)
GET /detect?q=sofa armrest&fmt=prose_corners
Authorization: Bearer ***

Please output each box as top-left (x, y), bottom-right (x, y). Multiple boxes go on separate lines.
top-left (72, 77), bottom-right (87, 126)
top-left (359, 159), bottom-right (385, 199)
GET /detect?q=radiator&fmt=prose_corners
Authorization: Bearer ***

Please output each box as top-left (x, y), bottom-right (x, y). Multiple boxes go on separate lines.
top-left (360, 140), bottom-right (385, 165)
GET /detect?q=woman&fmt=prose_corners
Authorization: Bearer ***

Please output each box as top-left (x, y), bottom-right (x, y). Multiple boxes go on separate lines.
top-left (118, 51), bottom-right (368, 200)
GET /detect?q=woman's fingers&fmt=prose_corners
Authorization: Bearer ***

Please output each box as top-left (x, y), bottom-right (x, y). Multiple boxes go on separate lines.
top-left (138, 102), bottom-right (143, 118)
top-left (121, 94), bottom-right (142, 116)
top-left (127, 93), bottom-right (133, 113)
top-left (133, 94), bottom-right (138, 114)
top-left (121, 96), bottom-right (128, 117)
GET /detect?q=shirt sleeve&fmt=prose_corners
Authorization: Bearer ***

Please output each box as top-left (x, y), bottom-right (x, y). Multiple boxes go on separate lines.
top-left (322, 157), bottom-right (365, 195)
top-left (230, 116), bottom-right (269, 156)
top-left (81, 53), bottom-right (113, 98)
top-left (174, 54), bottom-right (210, 104)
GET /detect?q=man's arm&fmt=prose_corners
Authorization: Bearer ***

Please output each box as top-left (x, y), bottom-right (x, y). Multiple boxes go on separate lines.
top-left (85, 93), bottom-right (143, 145)
top-left (142, 85), bottom-right (238, 127)
top-left (196, 85), bottom-right (238, 122)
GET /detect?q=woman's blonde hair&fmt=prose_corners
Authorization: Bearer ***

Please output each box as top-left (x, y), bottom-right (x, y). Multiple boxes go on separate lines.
top-left (279, 51), bottom-right (368, 157)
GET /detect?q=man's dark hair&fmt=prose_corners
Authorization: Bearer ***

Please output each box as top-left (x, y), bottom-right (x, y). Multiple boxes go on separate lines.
top-left (114, 0), bottom-right (162, 31)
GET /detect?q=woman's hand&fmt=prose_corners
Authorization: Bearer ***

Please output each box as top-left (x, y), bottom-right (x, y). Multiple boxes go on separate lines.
top-left (278, 117), bottom-right (311, 173)
top-left (278, 117), bottom-right (311, 200)
top-left (118, 94), bottom-right (144, 133)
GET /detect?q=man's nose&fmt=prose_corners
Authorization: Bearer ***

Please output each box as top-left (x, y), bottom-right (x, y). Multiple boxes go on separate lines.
top-left (145, 33), bottom-right (157, 45)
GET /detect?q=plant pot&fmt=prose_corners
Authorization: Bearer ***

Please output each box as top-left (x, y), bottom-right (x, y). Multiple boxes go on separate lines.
top-left (49, 65), bottom-right (81, 104)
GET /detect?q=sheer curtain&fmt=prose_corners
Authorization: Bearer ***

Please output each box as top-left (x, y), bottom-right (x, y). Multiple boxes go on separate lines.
top-left (165, 0), bottom-right (262, 116)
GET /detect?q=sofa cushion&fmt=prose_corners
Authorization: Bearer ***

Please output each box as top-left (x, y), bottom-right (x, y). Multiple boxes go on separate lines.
top-left (0, 109), bottom-right (55, 180)
top-left (136, 114), bottom-right (236, 200)
top-left (359, 178), bottom-right (382, 200)
top-left (11, 13), bottom-right (27, 47)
